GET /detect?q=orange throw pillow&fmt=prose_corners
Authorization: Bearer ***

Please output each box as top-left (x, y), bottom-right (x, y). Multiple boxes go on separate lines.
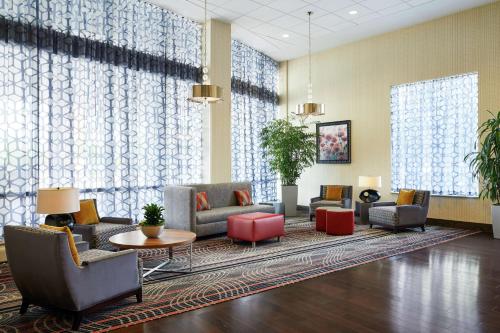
top-left (40, 224), bottom-right (81, 266)
top-left (325, 186), bottom-right (343, 201)
top-left (73, 199), bottom-right (100, 225)
top-left (234, 189), bottom-right (253, 206)
top-left (196, 192), bottom-right (211, 211)
top-left (396, 189), bottom-right (416, 206)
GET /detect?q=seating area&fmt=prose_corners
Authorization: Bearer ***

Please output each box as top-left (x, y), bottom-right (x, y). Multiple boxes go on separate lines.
top-left (0, 0), bottom-right (498, 332)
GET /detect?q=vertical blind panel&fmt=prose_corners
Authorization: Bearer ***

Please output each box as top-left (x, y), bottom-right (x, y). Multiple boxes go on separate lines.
top-left (0, 0), bottom-right (202, 234)
top-left (231, 40), bottom-right (278, 203)
top-left (390, 72), bottom-right (479, 196)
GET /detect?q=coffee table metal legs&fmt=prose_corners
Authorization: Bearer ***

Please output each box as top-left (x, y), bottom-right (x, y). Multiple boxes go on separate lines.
top-left (142, 244), bottom-right (193, 278)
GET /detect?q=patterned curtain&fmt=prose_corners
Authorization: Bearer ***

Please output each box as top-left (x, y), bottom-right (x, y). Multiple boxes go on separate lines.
top-left (0, 0), bottom-right (203, 234)
top-left (231, 40), bottom-right (278, 203)
top-left (390, 72), bottom-right (479, 196)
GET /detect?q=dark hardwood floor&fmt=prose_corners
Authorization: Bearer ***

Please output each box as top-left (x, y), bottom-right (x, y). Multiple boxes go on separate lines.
top-left (115, 233), bottom-right (500, 333)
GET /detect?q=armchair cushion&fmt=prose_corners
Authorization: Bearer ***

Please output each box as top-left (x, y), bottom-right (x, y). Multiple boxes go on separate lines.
top-left (73, 199), bottom-right (100, 225)
top-left (40, 225), bottom-right (81, 265)
top-left (310, 200), bottom-right (343, 208)
top-left (396, 189), bottom-right (416, 206)
top-left (325, 186), bottom-right (343, 200)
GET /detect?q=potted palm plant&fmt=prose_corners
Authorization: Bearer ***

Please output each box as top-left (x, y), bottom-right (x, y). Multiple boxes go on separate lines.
top-left (139, 203), bottom-right (165, 238)
top-left (465, 111), bottom-right (500, 238)
top-left (261, 119), bottom-right (316, 216)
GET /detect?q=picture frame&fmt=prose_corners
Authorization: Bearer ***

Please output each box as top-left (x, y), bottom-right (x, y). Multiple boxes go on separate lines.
top-left (316, 120), bottom-right (351, 164)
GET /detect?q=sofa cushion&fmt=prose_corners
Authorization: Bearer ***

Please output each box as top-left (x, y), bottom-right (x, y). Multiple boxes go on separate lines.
top-left (189, 182), bottom-right (252, 208)
top-left (196, 192), bottom-right (211, 211)
top-left (369, 206), bottom-right (398, 225)
top-left (196, 205), bottom-right (275, 225)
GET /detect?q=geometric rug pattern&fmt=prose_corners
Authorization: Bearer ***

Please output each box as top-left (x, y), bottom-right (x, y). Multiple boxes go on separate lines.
top-left (0, 217), bottom-right (479, 332)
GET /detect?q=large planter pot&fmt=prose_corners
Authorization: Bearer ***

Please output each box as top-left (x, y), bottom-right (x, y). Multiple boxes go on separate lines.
top-left (140, 225), bottom-right (163, 238)
top-left (282, 185), bottom-right (298, 217)
top-left (493, 204), bottom-right (500, 239)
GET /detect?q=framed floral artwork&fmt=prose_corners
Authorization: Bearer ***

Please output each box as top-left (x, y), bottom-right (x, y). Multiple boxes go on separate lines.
top-left (316, 120), bottom-right (351, 164)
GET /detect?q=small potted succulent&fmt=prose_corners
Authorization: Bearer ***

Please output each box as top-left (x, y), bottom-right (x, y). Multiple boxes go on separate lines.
top-left (139, 203), bottom-right (165, 238)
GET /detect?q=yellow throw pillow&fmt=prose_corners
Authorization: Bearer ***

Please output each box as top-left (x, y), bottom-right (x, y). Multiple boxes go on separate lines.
top-left (397, 189), bottom-right (416, 206)
top-left (73, 199), bottom-right (99, 225)
top-left (40, 224), bottom-right (81, 266)
top-left (325, 186), bottom-right (343, 201)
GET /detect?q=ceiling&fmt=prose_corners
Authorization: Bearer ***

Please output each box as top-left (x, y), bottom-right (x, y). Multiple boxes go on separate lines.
top-left (147, 0), bottom-right (495, 61)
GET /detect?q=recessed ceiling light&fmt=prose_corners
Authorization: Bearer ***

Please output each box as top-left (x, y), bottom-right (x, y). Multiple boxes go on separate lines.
top-left (282, 33), bottom-right (289, 38)
top-left (349, 10), bottom-right (358, 15)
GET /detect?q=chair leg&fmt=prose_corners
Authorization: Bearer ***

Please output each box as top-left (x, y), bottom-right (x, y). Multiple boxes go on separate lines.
top-left (277, 236), bottom-right (281, 242)
top-left (19, 299), bottom-right (29, 315)
top-left (252, 241), bottom-right (256, 248)
top-left (393, 227), bottom-right (398, 234)
top-left (421, 226), bottom-right (426, 232)
top-left (72, 311), bottom-right (83, 331)
top-left (136, 288), bottom-right (143, 303)
top-left (310, 214), bottom-right (313, 221)
top-left (369, 224), bottom-right (373, 229)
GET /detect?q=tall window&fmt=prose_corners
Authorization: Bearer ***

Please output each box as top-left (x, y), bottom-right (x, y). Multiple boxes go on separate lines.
top-left (0, 0), bottom-right (203, 234)
top-left (231, 40), bottom-right (279, 202)
top-left (391, 72), bottom-right (479, 196)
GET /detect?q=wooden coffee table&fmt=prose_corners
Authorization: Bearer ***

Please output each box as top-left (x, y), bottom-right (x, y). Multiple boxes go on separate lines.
top-left (109, 229), bottom-right (196, 277)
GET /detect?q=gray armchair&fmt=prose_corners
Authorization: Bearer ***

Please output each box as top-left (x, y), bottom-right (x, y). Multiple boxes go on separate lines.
top-left (72, 199), bottom-right (137, 250)
top-left (4, 225), bottom-right (142, 331)
top-left (368, 190), bottom-right (430, 233)
top-left (309, 185), bottom-right (353, 221)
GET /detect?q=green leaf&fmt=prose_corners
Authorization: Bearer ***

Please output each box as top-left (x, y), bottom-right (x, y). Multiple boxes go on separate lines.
top-left (464, 111), bottom-right (500, 204)
top-left (260, 119), bottom-right (316, 186)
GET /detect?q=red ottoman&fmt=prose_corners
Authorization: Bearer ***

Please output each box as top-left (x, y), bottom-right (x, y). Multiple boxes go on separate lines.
top-left (326, 209), bottom-right (355, 236)
top-left (315, 207), bottom-right (328, 231)
top-left (227, 212), bottom-right (285, 248)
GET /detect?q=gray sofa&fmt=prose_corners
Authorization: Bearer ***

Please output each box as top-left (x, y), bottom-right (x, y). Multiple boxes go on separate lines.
top-left (4, 225), bottom-right (142, 331)
top-left (165, 182), bottom-right (274, 237)
top-left (368, 190), bottom-right (431, 233)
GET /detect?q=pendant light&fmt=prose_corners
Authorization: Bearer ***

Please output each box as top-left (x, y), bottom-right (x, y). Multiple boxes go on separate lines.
top-left (188, 0), bottom-right (222, 104)
top-left (295, 11), bottom-right (324, 118)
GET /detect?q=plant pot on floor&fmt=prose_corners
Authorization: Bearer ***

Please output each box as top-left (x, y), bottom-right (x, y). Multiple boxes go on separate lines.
top-left (282, 185), bottom-right (298, 217)
top-left (493, 205), bottom-right (500, 239)
top-left (141, 225), bottom-right (162, 238)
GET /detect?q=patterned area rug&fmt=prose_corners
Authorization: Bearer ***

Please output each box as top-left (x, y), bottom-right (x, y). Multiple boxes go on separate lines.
top-left (0, 217), bottom-right (479, 332)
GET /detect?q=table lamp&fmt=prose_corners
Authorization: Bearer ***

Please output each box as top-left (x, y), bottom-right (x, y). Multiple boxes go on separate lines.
top-left (36, 187), bottom-right (80, 229)
top-left (358, 176), bottom-right (381, 203)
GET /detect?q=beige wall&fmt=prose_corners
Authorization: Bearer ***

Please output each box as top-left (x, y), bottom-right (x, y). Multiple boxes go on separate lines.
top-left (280, 3), bottom-right (500, 224)
top-left (206, 19), bottom-right (232, 183)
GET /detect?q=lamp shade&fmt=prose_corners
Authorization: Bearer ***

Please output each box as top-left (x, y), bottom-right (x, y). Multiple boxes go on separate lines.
top-left (358, 176), bottom-right (381, 188)
top-left (36, 187), bottom-right (80, 214)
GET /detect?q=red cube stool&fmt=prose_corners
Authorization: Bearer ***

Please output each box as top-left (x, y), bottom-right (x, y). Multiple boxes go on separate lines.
top-left (227, 212), bottom-right (285, 248)
top-left (315, 207), bottom-right (329, 231)
top-left (315, 207), bottom-right (342, 231)
top-left (326, 208), bottom-right (355, 236)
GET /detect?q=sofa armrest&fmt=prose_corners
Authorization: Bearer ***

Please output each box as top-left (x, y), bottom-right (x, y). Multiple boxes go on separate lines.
top-left (396, 205), bottom-right (424, 225)
top-left (76, 250), bottom-right (141, 310)
top-left (372, 201), bottom-right (396, 207)
top-left (72, 224), bottom-right (96, 244)
top-left (165, 185), bottom-right (196, 233)
top-left (100, 217), bottom-right (134, 225)
top-left (310, 196), bottom-right (322, 203)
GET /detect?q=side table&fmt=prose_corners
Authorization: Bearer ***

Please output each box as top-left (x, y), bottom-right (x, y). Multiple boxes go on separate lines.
top-left (259, 201), bottom-right (285, 215)
top-left (355, 201), bottom-right (374, 225)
